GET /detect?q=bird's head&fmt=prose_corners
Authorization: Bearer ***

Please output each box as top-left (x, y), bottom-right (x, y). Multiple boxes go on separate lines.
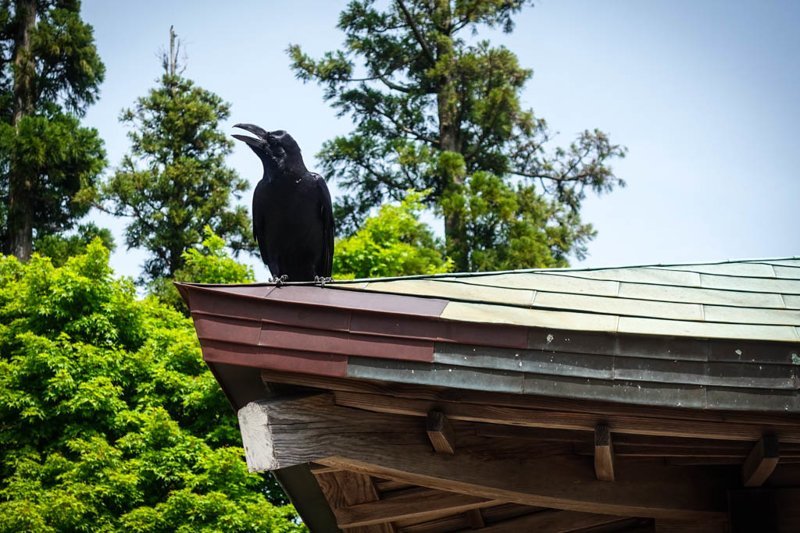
top-left (232, 124), bottom-right (306, 179)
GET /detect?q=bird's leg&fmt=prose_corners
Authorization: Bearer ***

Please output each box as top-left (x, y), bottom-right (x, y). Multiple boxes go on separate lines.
top-left (314, 275), bottom-right (334, 287)
top-left (269, 275), bottom-right (289, 287)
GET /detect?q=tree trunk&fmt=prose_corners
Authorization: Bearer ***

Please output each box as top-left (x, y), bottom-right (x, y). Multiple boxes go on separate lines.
top-left (7, 0), bottom-right (37, 260)
top-left (435, 1), bottom-right (470, 271)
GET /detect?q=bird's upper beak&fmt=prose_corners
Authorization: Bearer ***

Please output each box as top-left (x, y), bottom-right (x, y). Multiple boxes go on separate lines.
top-left (232, 123), bottom-right (271, 148)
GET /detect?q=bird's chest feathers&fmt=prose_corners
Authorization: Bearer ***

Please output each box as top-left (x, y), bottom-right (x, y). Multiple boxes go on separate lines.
top-left (260, 180), bottom-right (319, 229)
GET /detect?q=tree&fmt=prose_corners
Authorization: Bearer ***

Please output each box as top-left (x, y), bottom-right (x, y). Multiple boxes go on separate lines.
top-left (290, 0), bottom-right (626, 271)
top-left (152, 225), bottom-right (255, 313)
top-left (334, 190), bottom-right (452, 278)
top-left (102, 28), bottom-right (251, 283)
top-left (0, 0), bottom-right (106, 260)
top-left (33, 221), bottom-right (115, 266)
top-left (0, 241), bottom-right (303, 532)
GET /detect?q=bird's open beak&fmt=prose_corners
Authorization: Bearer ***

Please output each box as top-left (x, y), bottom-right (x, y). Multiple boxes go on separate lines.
top-left (232, 123), bottom-right (271, 148)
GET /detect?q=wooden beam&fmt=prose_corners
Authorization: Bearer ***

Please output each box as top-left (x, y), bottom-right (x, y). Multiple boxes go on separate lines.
top-left (334, 487), bottom-right (497, 528)
top-left (314, 470), bottom-right (394, 532)
top-left (595, 424), bottom-right (615, 482)
top-left (237, 394), bottom-right (732, 520)
top-left (333, 389), bottom-right (800, 443)
top-left (742, 434), bottom-right (780, 487)
top-left (475, 509), bottom-right (630, 532)
top-left (427, 410), bottom-right (455, 454)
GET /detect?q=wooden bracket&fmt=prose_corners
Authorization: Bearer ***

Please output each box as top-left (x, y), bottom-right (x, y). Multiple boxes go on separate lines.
top-left (595, 423), bottom-right (615, 482)
top-left (427, 410), bottom-right (456, 454)
top-left (741, 433), bottom-right (779, 487)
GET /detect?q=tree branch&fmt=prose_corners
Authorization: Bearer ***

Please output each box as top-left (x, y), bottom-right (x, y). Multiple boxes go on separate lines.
top-left (395, 0), bottom-right (436, 64)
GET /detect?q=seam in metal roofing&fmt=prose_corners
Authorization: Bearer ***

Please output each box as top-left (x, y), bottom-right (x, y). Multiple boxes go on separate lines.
top-left (330, 257), bottom-right (800, 343)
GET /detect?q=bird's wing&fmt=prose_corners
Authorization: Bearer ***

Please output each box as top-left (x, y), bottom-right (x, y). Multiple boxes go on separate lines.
top-left (315, 174), bottom-right (335, 277)
top-left (252, 181), bottom-right (278, 276)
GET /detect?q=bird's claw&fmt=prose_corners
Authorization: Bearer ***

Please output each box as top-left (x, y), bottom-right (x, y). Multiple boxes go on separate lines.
top-left (269, 275), bottom-right (289, 287)
top-left (314, 276), bottom-right (333, 287)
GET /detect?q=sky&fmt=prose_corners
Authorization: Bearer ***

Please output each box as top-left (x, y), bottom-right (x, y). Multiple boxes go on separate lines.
top-left (79, 0), bottom-right (800, 281)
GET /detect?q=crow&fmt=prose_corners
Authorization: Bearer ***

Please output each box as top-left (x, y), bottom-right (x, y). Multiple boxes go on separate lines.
top-left (232, 124), bottom-right (334, 283)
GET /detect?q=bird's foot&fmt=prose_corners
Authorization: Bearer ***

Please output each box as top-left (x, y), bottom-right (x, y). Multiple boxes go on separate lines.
top-left (314, 276), bottom-right (333, 288)
top-left (269, 275), bottom-right (289, 287)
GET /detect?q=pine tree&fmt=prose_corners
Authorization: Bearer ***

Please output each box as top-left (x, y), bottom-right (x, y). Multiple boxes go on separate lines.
top-left (290, 0), bottom-right (626, 271)
top-left (102, 28), bottom-right (252, 282)
top-left (0, 0), bottom-right (106, 260)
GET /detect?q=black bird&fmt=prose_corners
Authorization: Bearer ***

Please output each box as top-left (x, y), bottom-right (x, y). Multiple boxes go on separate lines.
top-left (232, 124), bottom-right (334, 283)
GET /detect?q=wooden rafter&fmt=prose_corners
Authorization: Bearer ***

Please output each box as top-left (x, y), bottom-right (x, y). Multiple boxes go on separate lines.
top-left (314, 470), bottom-right (394, 532)
top-left (332, 390), bottom-right (800, 443)
top-left (332, 487), bottom-right (497, 529)
top-left (472, 509), bottom-right (631, 532)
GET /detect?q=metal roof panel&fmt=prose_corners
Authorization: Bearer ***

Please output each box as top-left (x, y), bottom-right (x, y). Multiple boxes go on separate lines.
top-left (533, 291), bottom-right (704, 321)
top-left (618, 317), bottom-right (799, 342)
top-left (617, 282), bottom-right (786, 308)
top-left (441, 302), bottom-right (619, 332)
top-left (363, 279), bottom-right (535, 307)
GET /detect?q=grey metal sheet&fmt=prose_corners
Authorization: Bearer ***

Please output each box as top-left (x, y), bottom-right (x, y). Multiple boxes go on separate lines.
top-left (612, 357), bottom-right (795, 390)
top-left (521, 373), bottom-right (708, 410)
top-left (346, 357), bottom-right (524, 394)
top-left (618, 282), bottom-right (786, 308)
top-left (700, 274), bottom-right (800, 294)
top-left (434, 343), bottom-right (614, 380)
top-left (436, 342), bottom-right (795, 390)
top-left (527, 330), bottom-right (712, 362)
top-left (533, 291), bottom-right (704, 321)
top-left (347, 355), bottom-right (800, 413)
top-left (709, 341), bottom-right (800, 365)
top-left (705, 387), bottom-right (800, 413)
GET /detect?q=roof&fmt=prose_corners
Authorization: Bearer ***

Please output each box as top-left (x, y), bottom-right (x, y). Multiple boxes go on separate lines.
top-left (178, 256), bottom-right (800, 532)
top-left (178, 256), bottom-right (800, 414)
top-left (334, 256), bottom-right (800, 343)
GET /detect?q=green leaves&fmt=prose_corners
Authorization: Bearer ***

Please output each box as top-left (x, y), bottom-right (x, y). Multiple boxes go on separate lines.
top-left (334, 190), bottom-right (453, 278)
top-left (0, 243), bottom-right (303, 532)
top-left (0, 111), bottom-right (106, 234)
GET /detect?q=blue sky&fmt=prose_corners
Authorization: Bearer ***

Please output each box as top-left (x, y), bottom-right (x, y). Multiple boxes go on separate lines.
top-left (80, 1), bottom-right (800, 280)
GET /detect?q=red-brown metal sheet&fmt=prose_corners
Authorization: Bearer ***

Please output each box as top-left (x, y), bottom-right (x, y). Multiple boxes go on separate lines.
top-left (201, 340), bottom-right (348, 377)
top-left (193, 315), bottom-right (262, 345)
top-left (264, 286), bottom-right (449, 317)
top-left (349, 313), bottom-right (529, 349)
top-left (259, 323), bottom-right (434, 362)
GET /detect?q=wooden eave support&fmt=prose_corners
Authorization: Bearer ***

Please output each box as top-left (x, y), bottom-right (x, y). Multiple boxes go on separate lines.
top-left (333, 487), bottom-right (496, 529)
top-left (476, 510), bottom-right (632, 533)
top-left (594, 424), bottom-right (615, 482)
top-left (427, 410), bottom-right (456, 454)
top-left (237, 394), bottom-right (730, 520)
top-left (741, 434), bottom-right (779, 487)
top-left (331, 389), bottom-right (800, 444)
